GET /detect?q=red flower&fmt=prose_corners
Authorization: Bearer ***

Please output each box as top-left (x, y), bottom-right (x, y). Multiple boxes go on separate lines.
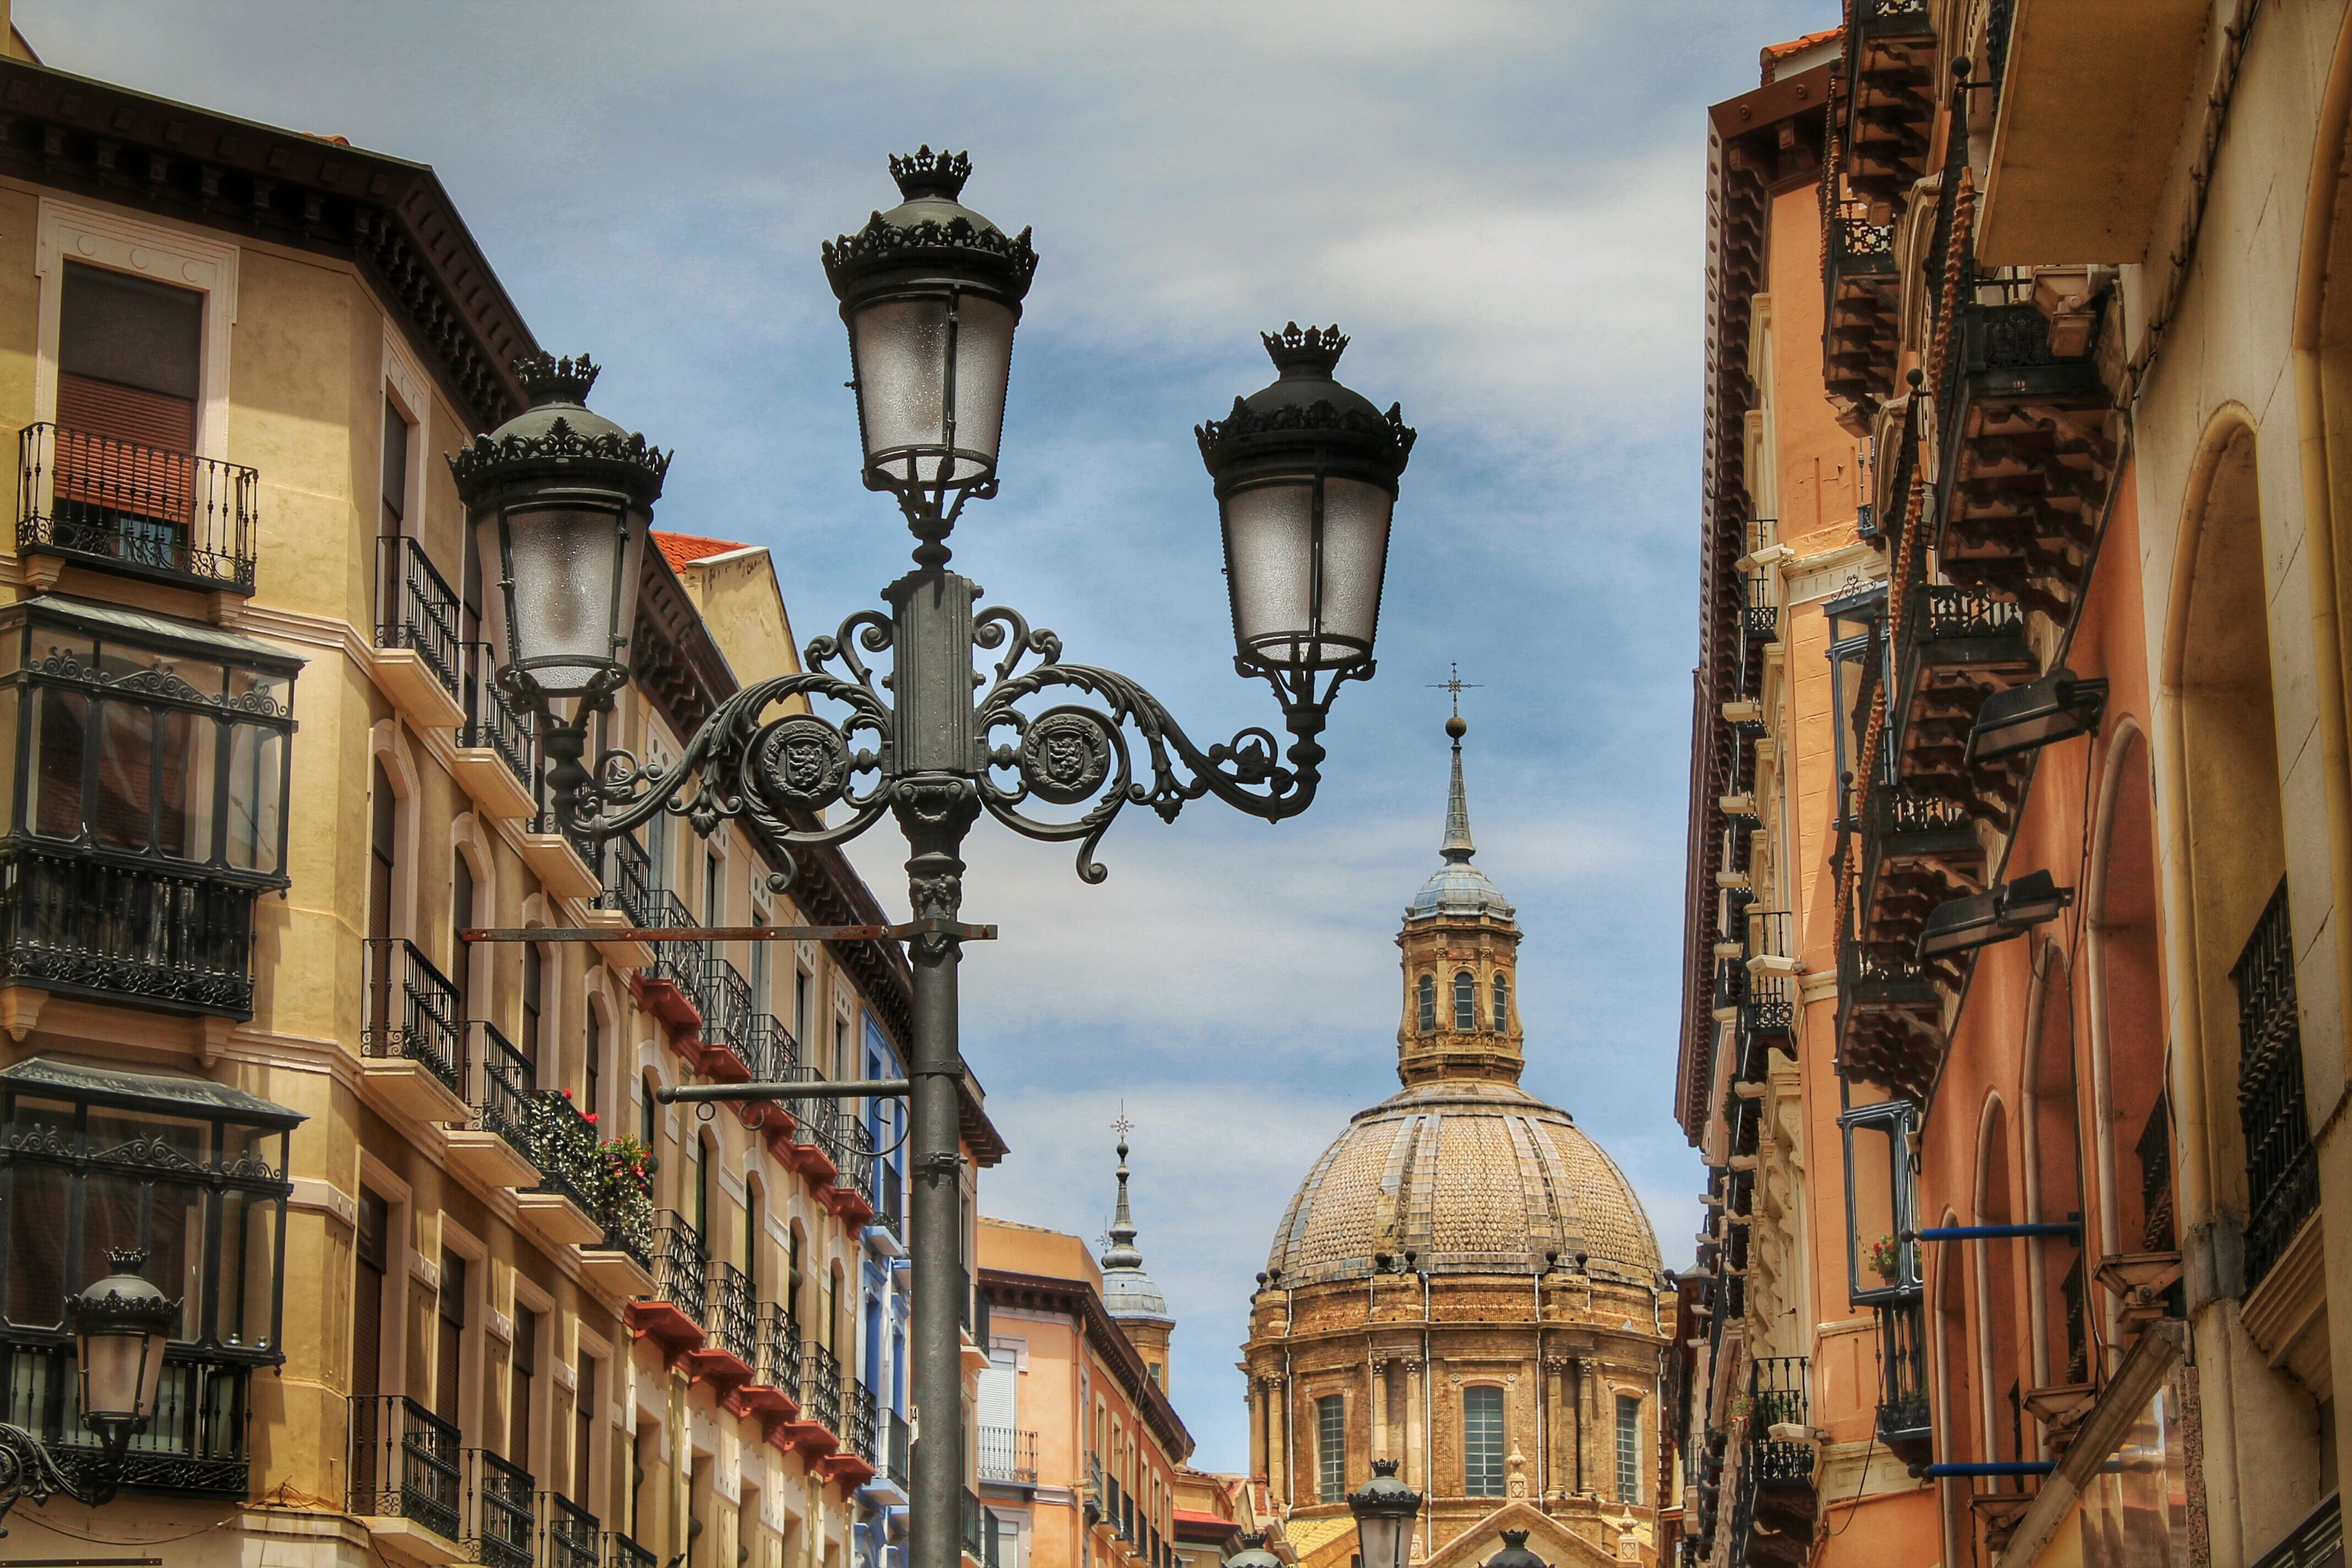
top-left (586, 1112), bottom-right (600, 1124)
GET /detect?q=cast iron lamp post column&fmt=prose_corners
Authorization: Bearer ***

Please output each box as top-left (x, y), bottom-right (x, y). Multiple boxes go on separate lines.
top-left (451, 149), bottom-right (1414, 1568)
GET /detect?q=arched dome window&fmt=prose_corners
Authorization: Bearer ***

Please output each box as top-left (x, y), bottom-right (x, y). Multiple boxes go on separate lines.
top-left (1492, 973), bottom-right (1509, 1030)
top-left (1453, 971), bottom-right (1477, 1031)
top-left (1463, 1385), bottom-right (1505, 1496)
top-left (1417, 974), bottom-right (1436, 1032)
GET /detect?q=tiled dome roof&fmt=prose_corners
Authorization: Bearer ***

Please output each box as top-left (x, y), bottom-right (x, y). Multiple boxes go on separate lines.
top-left (1266, 1079), bottom-right (1661, 1287)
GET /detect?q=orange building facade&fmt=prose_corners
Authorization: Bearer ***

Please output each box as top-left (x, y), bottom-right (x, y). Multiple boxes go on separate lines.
top-left (1674, 5), bottom-right (2352, 1568)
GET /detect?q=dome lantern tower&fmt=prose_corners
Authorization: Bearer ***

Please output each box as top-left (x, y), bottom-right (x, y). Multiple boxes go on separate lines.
top-left (1396, 713), bottom-right (1524, 1086)
top-left (1099, 1121), bottom-right (1174, 1391)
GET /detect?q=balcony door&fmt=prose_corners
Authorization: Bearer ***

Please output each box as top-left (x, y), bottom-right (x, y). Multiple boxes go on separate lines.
top-left (56, 262), bottom-right (203, 566)
top-left (367, 761), bottom-right (397, 1049)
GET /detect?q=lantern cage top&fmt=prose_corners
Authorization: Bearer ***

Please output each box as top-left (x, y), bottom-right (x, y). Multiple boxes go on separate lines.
top-left (1195, 324), bottom-right (1416, 496)
top-left (1482, 1530), bottom-right (1549, 1568)
top-left (821, 147), bottom-right (1039, 304)
top-left (1348, 1456), bottom-right (1423, 1516)
top-left (65, 1249), bottom-right (180, 1337)
top-left (447, 353), bottom-right (672, 505)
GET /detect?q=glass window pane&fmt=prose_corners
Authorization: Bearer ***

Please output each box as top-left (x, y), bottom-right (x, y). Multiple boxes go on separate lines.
top-left (92, 700), bottom-right (154, 848)
top-left (28, 687), bottom-right (87, 839)
top-left (0, 688), bottom-right (17, 833)
top-left (226, 726), bottom-right (283, 873)
top-left (6, 1161), bottom-right (70, 1328)
top-left (1464, 1386), bottom-right (1504, 1497)
top-left (218, 1191), bottom-right (279, 1351)
top-left (227, 668), bottom-right (286, 713)
top-left (155, 707), bottom-right (216, 862)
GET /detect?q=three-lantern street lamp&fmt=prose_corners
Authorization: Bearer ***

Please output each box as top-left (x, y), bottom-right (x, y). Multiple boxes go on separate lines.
top-left (451, 147), bottom-right (1412, 1568)
top-left (0, 1251), bottom-right (178, 1531)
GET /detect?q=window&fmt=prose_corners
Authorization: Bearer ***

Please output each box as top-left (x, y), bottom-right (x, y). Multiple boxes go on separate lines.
top-left (1316, 1394), bottom-right (1345, 1503)
top-left (796, 969), bottom-right (812, 1047)
top-left (834, 1015), bottom-right (849, 1081)
top-left (704, 851), bottom-right (722, 927)
top-left (510, 1304), bottom-right (537, 1467)
top-left (1417, 974), bottom-right (1436, 1032)
top-left (749, 908), bottom-right (771, 1013)
top-left (1453, 971), bottom-right (1477, 1031)
top-left (380, 396), bottom-right (410, 540)
top-left (1615, 1395), bottom-right (1640, 1502)
top-left (1493, 973), bottom-right (1509, 1031)
top-left (437, 1251), bottom-right (466, 1428)
top-left (584, 1006), bottom-right (603, 1126)
top-left (521, 942), bottom-right (544, 1078)
top-left (452, 852), bottom-right (476, 1020)
top-left (352, 1187), bottom-right (389, 1401)
top-left (573, 1349), bottom-right (596, 1507)
top-left (639, 1075), bottom-right (656, 1150)
top-left (1463, 1386), bottom-right (1504, 1497)
top-left (59, 261), bottom-right (202, 453)
top-left (787, 1226), bottom-right (804, 1330)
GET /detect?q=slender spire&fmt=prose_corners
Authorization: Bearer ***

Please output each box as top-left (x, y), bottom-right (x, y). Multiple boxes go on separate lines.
top-left (1430, 663), bottom-right (1481, 864)
top-left (1103, 1115), bottom-right (1142, 1271)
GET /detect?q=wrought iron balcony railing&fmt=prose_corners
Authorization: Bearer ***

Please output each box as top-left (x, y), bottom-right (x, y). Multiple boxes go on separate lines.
top-left (606, 1531), bottom-right (657, 1568)
top-left (0, 840), bottom-right (262, 1018)
top-left (349, 1393), bottom-right (462, 1540)
top-left (363, 937), bottom-right (466, 1096)
top-left (650, 1210), bottom-right (709, 1327)
top-left (978, 1424), bottom-right (1039, 1485)
top-left (464, 1447), bottom-right (537, 1568)
top-left (801, 1341), bottom-right (842, 1435)
top-left (1741, 572), bottom-right (1777, 643)
top-left (834, 1113), bottom-right (876, 1203)
top-left (640, 891), bottom-right (708, 1015)
top-left (755, 1304), bottom-right (802, 1401)
top-left (963, 1486), bottom-right (984, 1562)
top-left (3, 1335), bottom-right (248, 1495)
top-left (1746, 1357), bottom-right (1814, 1484)
top-left (709, 1261), bottom-right (758, 1369)
top-left (738, 1012), bottom-right (800, 1083)
top-left (1874, 1294), bottom-right (1931, 1465)
top-left (375, 534), bottom-right (464, 701)
top-left (544, 1491), bottom-right (601, 1568)
top-left (464, 1021), bottom-right (537, 1173)
top-left (887, 1409), bottom-right (911, 1491)
top-left (522, 1086), bottom-right (599, 1215)
top-left (876, 1162), bottom-right (906, 1240)
top-left (18, 422), bottom-right (258, 592)
top-left (2237, 880), bottom-right (2317, 1288)
top-left (846, 1376), bottom-right (878, 1464)
top-left (597, 832), bottom-right (658, 929)
top-left (699, 954), bottom-right (754, 1061)
top-left (458, 640), bottom-right (536, 790)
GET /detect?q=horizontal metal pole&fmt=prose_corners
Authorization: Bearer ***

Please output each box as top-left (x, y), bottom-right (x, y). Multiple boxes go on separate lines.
top-left (658, 1080), bottom-right (910, 1103)
top-left (1913, 1223), bottom-right (2081, 1242)
top-left (461, 918), bottom-right (996, 944)
top-left (1921, 1462), bottom-right (2054, 1478)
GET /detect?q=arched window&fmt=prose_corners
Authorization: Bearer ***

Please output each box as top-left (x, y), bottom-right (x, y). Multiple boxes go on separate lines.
top-left (1417, 974), bottom-right (1436, 1032)
top-left (1315, 1394), bottom-right (1345, 1502)
top-left (1492, 973), bottom-right (1509, 1031)
top-left (1463, 1385), bottom-right (1505, 1496)
top-left (1453, 971), bottom-right (1477, 1031)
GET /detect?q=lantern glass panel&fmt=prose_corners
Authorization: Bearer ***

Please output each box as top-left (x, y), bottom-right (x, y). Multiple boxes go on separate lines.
top-left (1223, 481), bottom-right (1315, 664)
top-left (1355, 1512), bottom-right (1407, 1568)
top-left (1319, 477), bottom-right (1392, 661)
top-left (480, 502), bottom-right (641, 700)
top-left (851, 294), bottom-right (1016, 487)
top-left (77, 1321), bottom-right (149, 1420)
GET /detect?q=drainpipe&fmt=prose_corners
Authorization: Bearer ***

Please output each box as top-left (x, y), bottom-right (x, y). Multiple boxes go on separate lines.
top-left (1534, 1258), bottom-right (1548, 1503)
top-left (1422, 1264), bottom-right (1434, 1559)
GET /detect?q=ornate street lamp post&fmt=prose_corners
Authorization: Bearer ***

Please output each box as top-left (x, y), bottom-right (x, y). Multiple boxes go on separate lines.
top-left (1349, 1458), bottom-right (1424, 1568)
top-left (454, 148), bottom-right (1411, 1568)
top-left (0, 1251), bottom-right (178, 1531)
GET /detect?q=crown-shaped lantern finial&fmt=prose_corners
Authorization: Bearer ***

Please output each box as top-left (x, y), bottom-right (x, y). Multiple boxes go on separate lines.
top-left (514, 352), bottom-right (601, 408)
top-left (106, 1248), bottom-right (149, 1273)
top-left (1261, 322), bottom-right (1349, 374)
top-left (889, 146), bottom-right (973, 203)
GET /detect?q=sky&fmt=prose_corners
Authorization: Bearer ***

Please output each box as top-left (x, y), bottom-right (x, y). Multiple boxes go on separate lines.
top-left (26, 0), bottom-right (1831, 1473)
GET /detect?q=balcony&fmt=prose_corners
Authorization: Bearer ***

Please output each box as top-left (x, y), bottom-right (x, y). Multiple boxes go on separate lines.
top-left (545, 1491), bottom-right (601, 1568)
top-left (1836, 0), bottom-right (1936, 208)
top-left (1933, 300), bottom-right (2120, 622)
top-left (624, 1210), bottom-right (709, 1357)
top-left (979, 1425), bottom-right (1040, 1487)
top-left (820, 1377), bottom-right (878, 1487)
top-left (373, 535), bottom-right (466, 728)
top-left (870, 1162), bottom-right (906, 1251)
top-left (581, 832), bottom-right (657, 971)
top-left (2, 1336), bottom-right (248, 1496)
top-left (1874, 1294), bottom-right (1932, 1466)
top-left (2237, 883), bottom-right (2318, 1292)
top-left (690, 954), bottom-right (756, 1082)
top-left (579, 1159), bottom-right (656, 1301)
top-left (463, 1448), bottom-right (537, 1568)
top-left (886, 1410), bottom-right (911, 1494)
top-left (1857, 779), bottom-right (1983, 953)
top-left (520, 796), bottom-right (601, 906)
top-left (1741, 1357), bottom-right (1816, 1566)
top-left (1740, 572), bottom-right (1777, 645)
top-left (0, 840), bottom-right (263, 1018)
top-left (828, 1115), bottom-right (878, 1228)
top-left (18, 423), bottom-right (256, 595)
top-left (453, 641), bottom-right (535, 821)
top-left (361, 938), bottom-right (470, 1124)
top-left (785, 1079), bottom-right (842, 1185)
top-left (683, 1260), bottom-right (756, 1389)
top-left (739, 1303), bottom-right (802, 1422)
top-left (629, 892), bottom-right (706, 1037)
top-left (513, 1086), bottom-right (602, 1249)
top-left (607, 1532), bottom-right (657, 1568)
top-left (443, 1022), bottom-right (542, 1191)
top-left (1837, 935), bottom-right (1943, 1102)
top-left (1892, 583), bottom-right (2037, 824)
top-left (1823, 196), bottom-right (1898, 419)
top-left (775, 1339), bottom-right (843, 1462)
top-left (965, 1487), bottom-right (986, 1566)
top-left (349, 1394), bottom-right (464, 1555)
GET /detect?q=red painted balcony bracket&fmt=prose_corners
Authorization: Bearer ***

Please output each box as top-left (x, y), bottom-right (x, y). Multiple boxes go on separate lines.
top-left (625, 1299), bottom-right (706, 1363)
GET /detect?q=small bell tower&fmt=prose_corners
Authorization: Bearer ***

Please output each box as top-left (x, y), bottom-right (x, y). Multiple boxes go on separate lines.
top-left (1396, 685), bottom-right (1523, 1086)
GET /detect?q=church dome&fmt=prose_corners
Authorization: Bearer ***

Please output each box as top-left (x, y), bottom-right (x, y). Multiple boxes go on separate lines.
top-left (1265, 1077), bottom-right (1661, 1287)
top-left (1264, 711), bottom-right (1660, 1291)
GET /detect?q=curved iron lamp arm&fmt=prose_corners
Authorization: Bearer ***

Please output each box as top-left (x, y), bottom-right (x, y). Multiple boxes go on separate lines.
top-left (0, 1420), bottom-right (123, 1532)
top-left (540, 585), bottom-right (1370, 890)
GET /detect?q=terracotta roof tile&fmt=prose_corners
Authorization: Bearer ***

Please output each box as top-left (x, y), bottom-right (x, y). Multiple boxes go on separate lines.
top-left (654, 531), bottom-right (752, 571)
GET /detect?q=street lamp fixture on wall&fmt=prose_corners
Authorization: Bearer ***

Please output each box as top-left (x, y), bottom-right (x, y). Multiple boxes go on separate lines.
top-left (0, 1251), bottom-right (179, 1531)
top-left (1915, 869), bottom-right (2074, 960)
top-left (1348, 1458), bottom-right (1423, 1568)
top-left (1964, 667), bottom-right (2108, 765)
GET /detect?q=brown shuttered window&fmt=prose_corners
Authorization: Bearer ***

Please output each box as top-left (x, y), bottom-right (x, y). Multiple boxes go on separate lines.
top-left (57, 260), bottom-right (204, 529)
